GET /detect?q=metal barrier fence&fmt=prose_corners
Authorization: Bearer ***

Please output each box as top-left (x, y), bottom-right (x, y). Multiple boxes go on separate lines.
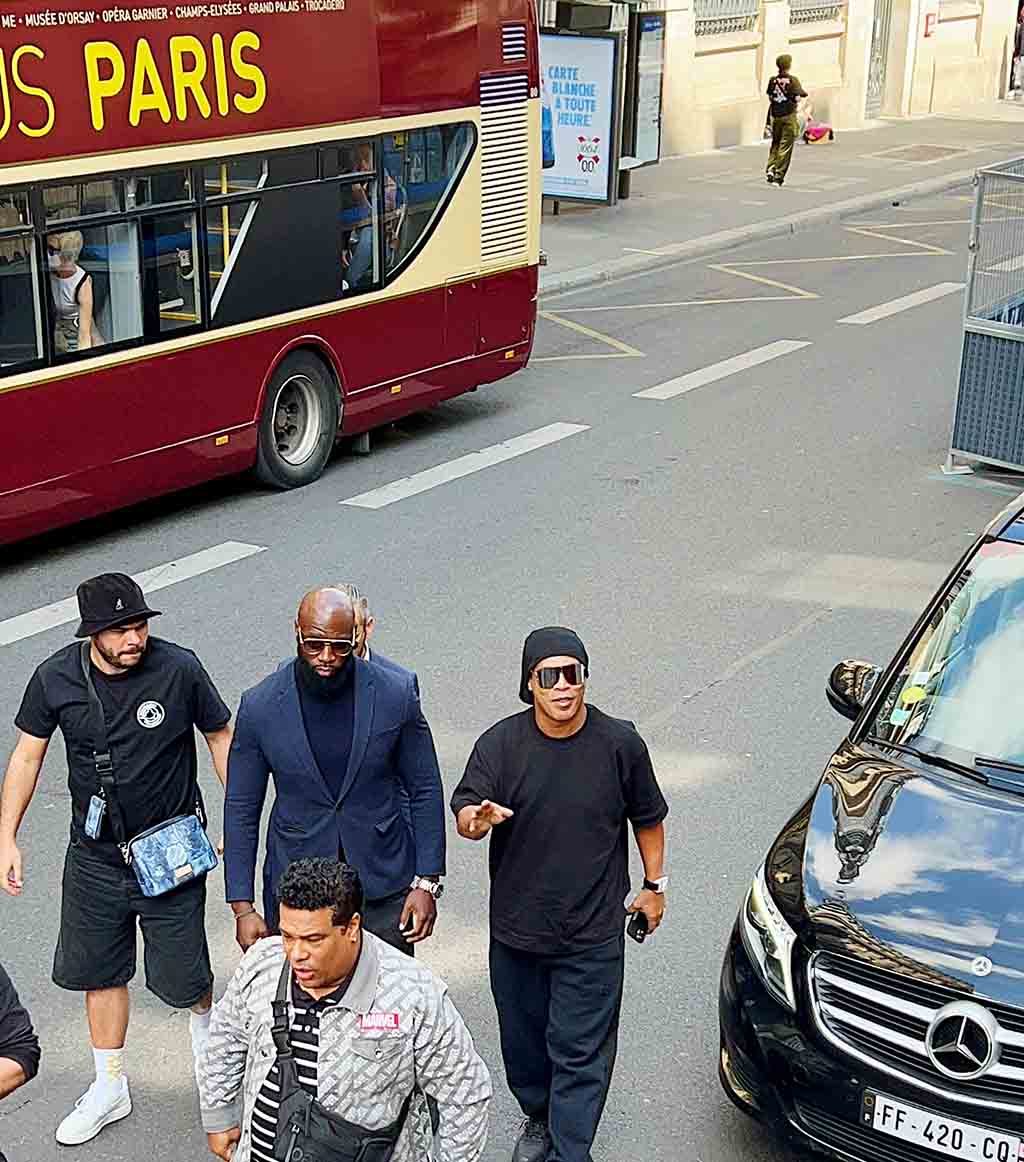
top-left (695, 0), bottom-right (759, 35)
top-left (948, 159), bottom-right (1024, 472)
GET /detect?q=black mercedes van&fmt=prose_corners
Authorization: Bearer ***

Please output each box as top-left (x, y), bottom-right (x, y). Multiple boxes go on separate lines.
top-left (719, 493), bottom-right (1024, 1162)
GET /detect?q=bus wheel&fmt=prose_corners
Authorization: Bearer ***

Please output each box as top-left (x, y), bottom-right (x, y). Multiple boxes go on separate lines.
top-left (255, 353), bottom-right (340, 489)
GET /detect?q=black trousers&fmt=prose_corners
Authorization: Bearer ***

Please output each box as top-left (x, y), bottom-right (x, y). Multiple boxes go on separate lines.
top-left (490, 934), bottom-right (625, 1162)
top-left (361, 890), bottom-right (413, 957)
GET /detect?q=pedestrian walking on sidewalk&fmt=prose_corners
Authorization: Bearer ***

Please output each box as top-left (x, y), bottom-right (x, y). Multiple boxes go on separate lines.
top-left (766, 54), bottom-right (807, 186)
top-left (451, 627), bottom-right (669, 1162)
top-left (0, 573), bottom-right (232, 1147)
top-left (197, 858), bottom-right (491, 1162)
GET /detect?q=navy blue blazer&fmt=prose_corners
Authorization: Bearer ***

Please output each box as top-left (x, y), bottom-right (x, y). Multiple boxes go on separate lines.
top-left (224, 656), bottom-right (445, 915)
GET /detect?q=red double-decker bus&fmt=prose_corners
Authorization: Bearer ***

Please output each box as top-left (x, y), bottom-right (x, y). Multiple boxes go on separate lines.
top-left (0, 0), bottom-right (540, 545)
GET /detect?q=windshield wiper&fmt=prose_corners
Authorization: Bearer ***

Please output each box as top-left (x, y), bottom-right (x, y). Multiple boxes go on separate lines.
top-left (864, 736), bottom-right (991, 786)
top-left (975, 755), bottom-right (1024, 776)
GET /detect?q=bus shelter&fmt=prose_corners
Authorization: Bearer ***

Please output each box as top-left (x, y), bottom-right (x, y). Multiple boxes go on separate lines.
top-left (948, 158), bottom-right (1024, 474)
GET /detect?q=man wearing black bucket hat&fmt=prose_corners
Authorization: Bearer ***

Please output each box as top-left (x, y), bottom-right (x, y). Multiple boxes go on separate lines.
top-left (451, 628), bottom-right (669, 1162)
top-left (0, 572), bottom-right (232, 1147)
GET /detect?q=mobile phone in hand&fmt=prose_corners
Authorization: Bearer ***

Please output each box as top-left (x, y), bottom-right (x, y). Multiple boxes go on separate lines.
top-left (627, 910), bottom-right (648, 944)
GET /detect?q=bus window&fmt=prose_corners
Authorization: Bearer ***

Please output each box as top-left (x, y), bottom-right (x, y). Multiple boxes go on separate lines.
top-left (44, 180), bottom-right (121, 222)
top-left (141, 213), bottom-right (200, 336)
top-left (47, 223), bottom-right (143, 355)
top-left (208, 199), bottom-right (257, 319)
top-left (126, 168), bottom-right (194, 210)
top-left (382, 123), bottom-right (474, 275)
top-left (0, 193), bottom-right (42, 370)
top-left (203, 157), bottom-right (268, 197)
top-left (338, 143), bottom-right (379, 296)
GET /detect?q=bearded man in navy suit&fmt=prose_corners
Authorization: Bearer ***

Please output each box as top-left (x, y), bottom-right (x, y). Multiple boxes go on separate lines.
top-left (224, 588), bottom-right (445, 955)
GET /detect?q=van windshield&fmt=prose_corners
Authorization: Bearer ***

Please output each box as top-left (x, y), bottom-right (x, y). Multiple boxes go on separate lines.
top-left (866, 540), bottom-right (1024, 769)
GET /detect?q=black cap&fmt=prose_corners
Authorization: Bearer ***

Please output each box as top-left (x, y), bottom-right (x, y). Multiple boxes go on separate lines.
top-left (519, 627), bottom-right (589, 704)
top-left (74, 573), bottom-right (161, 638)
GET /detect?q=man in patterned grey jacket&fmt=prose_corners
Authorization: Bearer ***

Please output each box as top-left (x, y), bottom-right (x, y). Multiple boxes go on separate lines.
top-left (197, 858), bottom-right (491, 1162)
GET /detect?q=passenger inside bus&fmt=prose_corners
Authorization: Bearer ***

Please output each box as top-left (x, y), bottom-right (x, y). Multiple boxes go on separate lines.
top-left (47, 231), bottom-right (98, 353)
top-left (0, 198), bottom-right (37, 369)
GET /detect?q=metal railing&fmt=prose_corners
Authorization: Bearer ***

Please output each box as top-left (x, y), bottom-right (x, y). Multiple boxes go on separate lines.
top-left (789, 0), bottom-right (844, 22)
top-left (966, 162), bottom-right (1024, 324)
top-left (695, 0), bottom-right (759, 35)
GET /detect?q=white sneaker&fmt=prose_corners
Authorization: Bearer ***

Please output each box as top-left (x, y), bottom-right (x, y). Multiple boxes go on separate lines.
top-left (55, 1077), bottom-right (132, 1145)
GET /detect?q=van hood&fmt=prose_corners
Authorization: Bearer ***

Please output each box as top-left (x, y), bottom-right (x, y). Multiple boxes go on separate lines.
top-left (794, 741), bottom-right (1024, 1007)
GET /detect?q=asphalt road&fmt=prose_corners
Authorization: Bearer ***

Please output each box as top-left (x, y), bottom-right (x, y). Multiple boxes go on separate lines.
top-left (1, 188), bottom-right (1020, 1162)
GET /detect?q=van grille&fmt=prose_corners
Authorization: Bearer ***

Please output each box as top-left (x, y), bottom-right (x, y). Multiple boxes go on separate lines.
top-left (810, 953), bottom-right (1024, 1112)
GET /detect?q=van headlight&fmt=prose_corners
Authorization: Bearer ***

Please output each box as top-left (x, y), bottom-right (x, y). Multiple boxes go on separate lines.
top-left (740, 864), bottom-right (797, 1011)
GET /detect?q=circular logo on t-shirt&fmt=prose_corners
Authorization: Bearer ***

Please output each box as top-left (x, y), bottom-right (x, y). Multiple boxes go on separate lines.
top-left (136, 701), bottom-right (165, 729)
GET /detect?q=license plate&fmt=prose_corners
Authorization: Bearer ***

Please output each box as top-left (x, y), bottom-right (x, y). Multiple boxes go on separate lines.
top-left (862, 1092), bottom-right (1023, 1162)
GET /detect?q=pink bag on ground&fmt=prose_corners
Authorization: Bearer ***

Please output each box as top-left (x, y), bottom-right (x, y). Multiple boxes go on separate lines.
top-left (803, 121), bottom-right (834, 143)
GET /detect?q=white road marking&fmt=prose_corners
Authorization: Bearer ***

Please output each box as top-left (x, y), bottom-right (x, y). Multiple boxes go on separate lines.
top-left (633, 340), bottom-right (811, 401)
top-left (990, 254), bottom-right (1024, 273)
top-left (838, 281), bottom-right (964, 325)
top-left (0, 542), bottom-right (266, 647)
top-left (340, 423), bottom-right (590, 509)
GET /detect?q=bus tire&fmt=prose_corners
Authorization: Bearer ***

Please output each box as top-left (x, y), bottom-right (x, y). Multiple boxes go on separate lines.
top-left (255, 352), bottom-right (340, 489)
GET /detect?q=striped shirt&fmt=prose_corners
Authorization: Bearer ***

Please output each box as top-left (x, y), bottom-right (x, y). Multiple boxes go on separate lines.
top-left (249, 977), bottom-right (348, 1162)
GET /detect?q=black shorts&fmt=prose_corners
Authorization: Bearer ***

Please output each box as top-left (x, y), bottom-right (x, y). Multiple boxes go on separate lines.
top-left (53, 831), bottom-right (213, 1007)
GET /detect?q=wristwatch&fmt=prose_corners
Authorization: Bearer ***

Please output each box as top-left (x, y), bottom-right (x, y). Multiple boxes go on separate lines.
top-left (643, 876), bottom-right (669, 894)
top-left (411, 876), bottom-right (445, 900)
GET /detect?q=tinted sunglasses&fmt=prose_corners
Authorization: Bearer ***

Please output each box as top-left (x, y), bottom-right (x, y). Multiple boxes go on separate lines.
top-left (298, 628), bottom-right (356, 658)
top-left (535, 662), bottom-right (586, 690)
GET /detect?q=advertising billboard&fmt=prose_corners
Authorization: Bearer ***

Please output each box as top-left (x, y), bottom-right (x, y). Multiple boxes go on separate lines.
top-left (539, 31), bottom-right (621, 204)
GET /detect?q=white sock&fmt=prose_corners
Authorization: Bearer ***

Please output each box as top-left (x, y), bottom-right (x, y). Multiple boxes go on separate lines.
top-left (93, 1046), bottom-right (125, 1093)
top-left (190, 1008), bottom-right (212, 1058)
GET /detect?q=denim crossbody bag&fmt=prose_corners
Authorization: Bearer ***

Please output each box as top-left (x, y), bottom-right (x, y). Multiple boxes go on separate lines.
top-left (79, 642), bottom-right (217, 897)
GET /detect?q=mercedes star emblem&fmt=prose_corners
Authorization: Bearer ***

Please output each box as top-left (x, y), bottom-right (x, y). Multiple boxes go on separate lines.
top-left (971, 956), bottom-right (994, 978)
top-left (925, 1002), bottom-right (1000, 1081)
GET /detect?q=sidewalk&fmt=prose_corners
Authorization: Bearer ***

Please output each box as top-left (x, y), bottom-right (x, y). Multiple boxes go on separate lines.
top-left (539, 105), bottom-right (1024, 296)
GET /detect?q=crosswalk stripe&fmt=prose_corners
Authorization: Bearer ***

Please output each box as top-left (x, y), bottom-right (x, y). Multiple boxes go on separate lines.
top-left (340, 423), bottom-right (590, 510)
top-left (633, 340), bottom-right (811, 401)
top-left (838, 282), bottom-right (964, 325)
top-left (0, 541), bottom-right (266, 647)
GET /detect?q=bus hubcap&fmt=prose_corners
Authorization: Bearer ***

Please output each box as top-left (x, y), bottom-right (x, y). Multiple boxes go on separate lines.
top-left (273, 375), bottom-right (321, 466)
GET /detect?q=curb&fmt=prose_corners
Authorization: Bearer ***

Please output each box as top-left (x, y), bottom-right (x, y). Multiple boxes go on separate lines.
top-left (538, 166), bottom-right (978, 299)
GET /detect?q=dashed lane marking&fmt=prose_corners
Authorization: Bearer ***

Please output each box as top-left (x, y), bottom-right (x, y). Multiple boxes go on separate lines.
top-left (339, 423), bottom-right (591, 509)
top-left (838, 281), bottom-right (964, 325)
top-left (0, 542), bottom-right (267, 647)
top-left (633, 340), bottom-right (812, 401)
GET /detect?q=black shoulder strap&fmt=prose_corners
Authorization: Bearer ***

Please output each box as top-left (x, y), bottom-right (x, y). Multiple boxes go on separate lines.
top-left (271, 957), bottom-right (293, 1059)
top-left (79, 642), bottom-right (130, 854)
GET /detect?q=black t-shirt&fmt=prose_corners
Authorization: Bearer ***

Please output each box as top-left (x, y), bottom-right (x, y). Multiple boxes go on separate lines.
top-left (767, 73), bottom-right (806, 117)
top-left (451, 706), bottom-right (668, 955)
top-left (15, 638), bottom-right (230, 840)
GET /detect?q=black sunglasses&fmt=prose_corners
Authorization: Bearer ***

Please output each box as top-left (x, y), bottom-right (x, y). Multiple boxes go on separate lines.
top-left (535, 662), bottom-right (586, 690)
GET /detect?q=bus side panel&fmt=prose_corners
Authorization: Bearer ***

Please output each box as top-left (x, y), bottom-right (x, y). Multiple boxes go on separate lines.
top-left (378, 0), bottom-right (479, 116)
top-left (480, 266), bottom-right (538, 354)
top-left (0, 267), bottom-right (535, 545)
top-left (478, 0), bottom-right (542, 87)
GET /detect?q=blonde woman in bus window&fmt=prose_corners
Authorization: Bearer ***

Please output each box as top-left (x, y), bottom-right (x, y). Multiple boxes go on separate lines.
top-left (47, 231), bottom-right (96, 353)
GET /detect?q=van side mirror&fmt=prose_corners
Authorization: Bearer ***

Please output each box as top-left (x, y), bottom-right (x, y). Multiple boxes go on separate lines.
top-left (827, 659), bottom-right (881, 722)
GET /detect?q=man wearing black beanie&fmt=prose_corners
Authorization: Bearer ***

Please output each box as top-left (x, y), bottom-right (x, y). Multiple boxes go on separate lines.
top-left (451, 628), bottom-right (669, 1162)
